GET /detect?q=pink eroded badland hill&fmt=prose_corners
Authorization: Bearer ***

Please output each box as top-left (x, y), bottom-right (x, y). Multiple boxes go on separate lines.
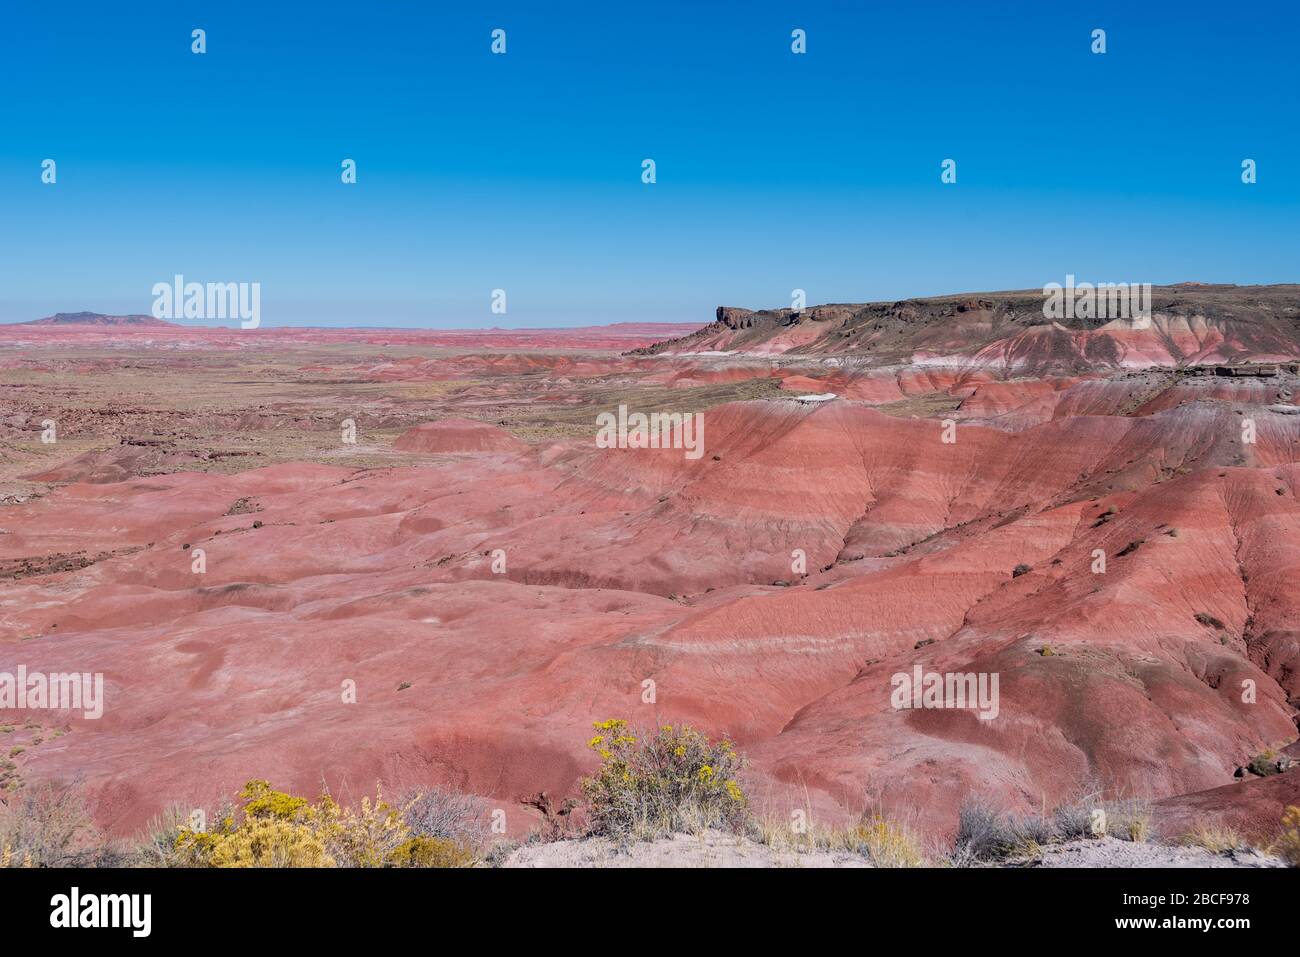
top-left (2, 294), bottom-right (1299, 844)
top-left (393, 419), bottom-right (529, 453)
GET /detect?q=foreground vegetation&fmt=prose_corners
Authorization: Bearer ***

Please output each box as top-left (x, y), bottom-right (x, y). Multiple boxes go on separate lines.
top-left (2, 719), bottom-right (1297, 867)
top-left (581, 719), bottom-right (748, 840)
top-left (0, 779), bottom-right (481, 868)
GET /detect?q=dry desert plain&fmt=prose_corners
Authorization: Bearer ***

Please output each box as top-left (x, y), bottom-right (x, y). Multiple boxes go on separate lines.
top-left (3, 285), bottom-right (1300, 859)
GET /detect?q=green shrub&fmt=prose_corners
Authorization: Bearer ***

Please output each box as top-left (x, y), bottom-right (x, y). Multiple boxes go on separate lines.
top-left (1249, 749), bottom-right (1280, 777)
top-left (580, 719), bottom-right (748, 841)
top-left (389, 835), bottom-right (475, 867)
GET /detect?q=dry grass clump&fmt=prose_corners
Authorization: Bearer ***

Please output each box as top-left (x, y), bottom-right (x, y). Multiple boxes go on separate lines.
top-left (580, 719), bottom-right (748, 842)
top-left (1048, 793), bottom-right (1150, 843)
top-left (751, 801), bottom-right (930, 867)
top-left (1180, 824), bottom-right (1251, 854)
top-left (1101, 796), bottom-right (1151, 843)
top-left (1274, 806), bottom-right (1300, 867)
top-left (0, 781), bottom-right (124, 867)
top-left (951, 794), bottom-right (1152, 864)
top-left (1184, 806), bottom-right (1300, 865)
top-left (951, 799), bottom-right (1053, 864)
top-left (831, 816), bottom-right (928, 867)
top-left (134, 806), bottom-right (196, 867)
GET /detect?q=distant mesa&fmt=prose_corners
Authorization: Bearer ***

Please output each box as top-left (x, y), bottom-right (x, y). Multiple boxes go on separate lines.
top-left (634, 283), bottom-right (1300, 373)
top-left (22, 311), bottom-right (178, 327)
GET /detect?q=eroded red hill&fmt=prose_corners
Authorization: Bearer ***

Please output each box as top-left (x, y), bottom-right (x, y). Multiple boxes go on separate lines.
top-left (2, 300), bottom-right (1298, 844)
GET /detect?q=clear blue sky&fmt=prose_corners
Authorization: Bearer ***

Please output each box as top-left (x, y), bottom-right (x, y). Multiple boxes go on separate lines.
top-left (1, 1), bottom-right (1297, 327)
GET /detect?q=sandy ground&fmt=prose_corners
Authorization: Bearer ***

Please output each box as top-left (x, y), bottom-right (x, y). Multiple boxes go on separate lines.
top-left (501, 832), bottom-right (1287, 868)
top-left (502, 831), bottom-right (870, 868)
top-left (1033, 836), bottom-right (1285, 868)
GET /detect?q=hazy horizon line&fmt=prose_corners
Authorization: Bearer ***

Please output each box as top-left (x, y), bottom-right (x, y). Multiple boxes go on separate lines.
top-left (5, 279), bottom-right (1297, 331)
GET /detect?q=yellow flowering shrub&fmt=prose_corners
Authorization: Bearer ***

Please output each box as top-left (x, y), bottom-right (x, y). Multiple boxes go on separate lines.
top-left (173, 780), bottom-right (475, 868)
top-left (311, 793), bottom-right (409, 867)
top-left (580, 719), bottom-right (748, 840)
top-left (389, 835), bottom-right (476, 867)
top-left (207, 815), bottom-right (333, 868)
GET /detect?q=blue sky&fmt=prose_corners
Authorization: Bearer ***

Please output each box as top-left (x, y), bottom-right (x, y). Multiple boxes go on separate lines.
top-left (1, 1), bottom-right (1297, 327)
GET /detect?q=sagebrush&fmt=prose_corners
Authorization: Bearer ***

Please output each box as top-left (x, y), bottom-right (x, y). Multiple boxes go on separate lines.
top-left (580, 719), bottom-right (748, 840)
